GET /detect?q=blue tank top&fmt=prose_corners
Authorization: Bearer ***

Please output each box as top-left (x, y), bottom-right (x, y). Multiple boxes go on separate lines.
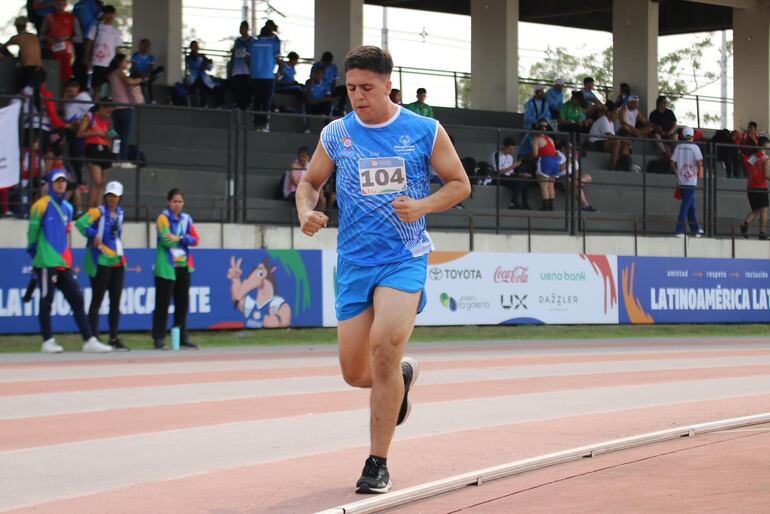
top-left (321, 106), bottom-right (439, 266)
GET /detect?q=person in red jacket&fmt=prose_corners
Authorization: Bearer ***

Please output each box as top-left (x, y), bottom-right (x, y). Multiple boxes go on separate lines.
top-left (40, 0), bottom-right (83, 81)
top-left (740, 136), bottom-right (770, 240)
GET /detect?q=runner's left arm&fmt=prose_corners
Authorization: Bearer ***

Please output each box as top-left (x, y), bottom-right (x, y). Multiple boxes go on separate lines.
top-left (393, 124), bottom-right (470, 223)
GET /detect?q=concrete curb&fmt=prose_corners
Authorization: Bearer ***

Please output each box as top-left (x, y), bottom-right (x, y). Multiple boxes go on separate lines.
top-left (316, 412), bottom-right (770, 514)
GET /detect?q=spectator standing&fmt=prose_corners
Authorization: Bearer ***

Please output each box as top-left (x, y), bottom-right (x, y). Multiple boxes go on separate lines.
top-left (249, 27), bottom-right (280, 131)
top-left (152, 188), bottom-right (200, 350)
top-left (559, 91), bottom-right (591, 133)
top-left (230, 21), bottom-right (253, 110)
top-left (580, 77), bottom-right (602, 115)
top-left (489, 137), bottom-right (524, 209)
top-left (671, 127), bottom-right (704, 238)
top-left (588, 102), bottom-right (631, 171)
top-left (62, 79), bottom-right (92, 201)
top-left (648, 95), bottom-right (679, 153)
top-left (1, 17), bottom-right (43, 105)
top-left (76, 180), bottom-right (129, 350)
top-left (404, 88), bottom-right (434, 118)
top-left (741, 122), bottom-right (761, 156)
top-left (185, 41), bottom-right (217, 108)
top-left (389, 88), bottom-right (401, 105)
top-left (283, 146), bottom-right (311, 201)
top-left (131, 39), bottom-right (164, 104)
top-left (522, 84), bottom-right (547, 129)
top-left (29, 0), bottom-right (56, 33)
top-left (72, 0), bottom-right (101, 89)
top-left (108, 53), bottom-right (143, 166)
top-left (40, 0), bottom-right (82, 82)
top-left (86, 5), bottom-right (122, 101)
top-left (77, 100), bottom-right (116, 207)
top-left (27, 169), bottom-right (113, 353)
top-left (712, 128), bottom-right (741, 179)
top-left (740, 136), bottom-right (770, 240)
top-left (545, 79), bottom-right (565, 121)
top-left (532, 121), bottom-right (560, 211)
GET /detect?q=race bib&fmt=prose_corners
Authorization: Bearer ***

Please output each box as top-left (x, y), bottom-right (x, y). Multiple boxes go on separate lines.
top-left (358, 157), bottom-right (407, 196)
top-left (748, 154), bottom-right (759, 166)
top-left (235, 48), bottom-right (246, 59)
top-left (52, 41), bottom-right (67, 53)
top-left (115, 239), bottom-right (124, 256)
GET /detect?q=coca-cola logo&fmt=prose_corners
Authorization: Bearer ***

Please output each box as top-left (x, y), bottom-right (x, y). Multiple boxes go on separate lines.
top-left (493, 266), bottom-right (529, 284)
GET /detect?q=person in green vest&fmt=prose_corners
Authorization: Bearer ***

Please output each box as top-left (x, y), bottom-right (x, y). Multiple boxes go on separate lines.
top-left (404, 87), bottom-right (433, 118)
top-left (75, 180), bottom-right (129, 350)
top-left (151, 188), bottom-right (200, 350)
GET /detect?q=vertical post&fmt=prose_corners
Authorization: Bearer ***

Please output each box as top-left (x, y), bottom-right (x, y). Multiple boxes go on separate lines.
top-left (495, 129), bottom-right (501, 234)
top-left (398, 67), bottom-right (403, 94)
top-left (731, 224), bottom-right (736, 258)
top-left (241, 110), bottom-right (247, 224)
top-left (453, 71), bottom-right (458, 109)
top-left (642, 138), bottom-right (647, 234)
top-left (17, 95), bottom-right (24, 216)
top-left (134, 105), bottom-right (142, 220)
top-left (696, 95), bottom-right (701, 128)
top-left (468, 215), bottom-right (474, 251)
top-left (226, 109), bottom-right (232, 223)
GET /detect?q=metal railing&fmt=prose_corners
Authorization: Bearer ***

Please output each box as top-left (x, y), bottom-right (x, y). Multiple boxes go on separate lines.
top-left (0, 92), bottom-right (761, 255)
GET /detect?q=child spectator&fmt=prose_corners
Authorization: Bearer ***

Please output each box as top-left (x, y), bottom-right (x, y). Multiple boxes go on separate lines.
top-left (283, 147), bottom-right (311, 202)
top-left (559, 91), bottom-right (591, 133)
top-left (230, 22), bottom-right (253, 110)
top-left (557, 140), bottom-right (595, 212)
top-left (72, 0), bottom-right (102, 88)
top-left (304, 66), bottom-right (333, 132)
top-left (40, 0), bottom-right (82, 82)
top-left (588, 102), bottom-right (631, 171)
top-left (489, 137), bottom-right (524, 209)
top-left (670, 127), bottom-right (704, 238)
top-left (739, 136), bottom-right (770, 240)
top-left (131, 38), bottom-right (164, 104)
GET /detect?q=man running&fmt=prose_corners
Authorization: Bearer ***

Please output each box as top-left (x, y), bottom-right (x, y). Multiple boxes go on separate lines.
top-left (296, 45), bottom-right (470, 494)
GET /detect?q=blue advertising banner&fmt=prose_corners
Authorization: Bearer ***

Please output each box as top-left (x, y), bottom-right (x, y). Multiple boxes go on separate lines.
top-left (618, 256), bottom-right (770, 324)
top-left (0, 249), bottom-right (323, 335)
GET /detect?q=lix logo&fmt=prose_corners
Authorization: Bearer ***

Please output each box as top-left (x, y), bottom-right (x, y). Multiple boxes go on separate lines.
top-left (501, 294), bottom-right (527, 309)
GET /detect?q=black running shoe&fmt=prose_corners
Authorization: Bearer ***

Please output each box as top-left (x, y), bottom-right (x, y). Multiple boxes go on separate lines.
top-left (397, 357), bottom-right (420, 426)
top-left (180, 341), bottom-right (199, 350)
top-left (355, 457), bottom-right (392, 494)
top-left (110, 339), bottom-right (130, 352)
top-left (740, 224), bottom-right (749, 239)
top-left (153, 339), bottom-right (167, 350)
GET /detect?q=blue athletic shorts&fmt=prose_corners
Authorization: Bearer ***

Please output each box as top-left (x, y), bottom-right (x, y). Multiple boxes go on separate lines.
top-left (538, 155), bottom-right (561, 178)
top-left (335, 254), bottom-right (428, 321)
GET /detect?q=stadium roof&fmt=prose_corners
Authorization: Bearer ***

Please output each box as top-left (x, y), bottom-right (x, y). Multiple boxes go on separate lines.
top-left (364, 0), bottom-right (732, 36)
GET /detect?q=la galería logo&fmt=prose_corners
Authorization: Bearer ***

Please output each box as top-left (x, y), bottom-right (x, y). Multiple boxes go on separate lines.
top-left (342, 137), bottom-right (352, 148)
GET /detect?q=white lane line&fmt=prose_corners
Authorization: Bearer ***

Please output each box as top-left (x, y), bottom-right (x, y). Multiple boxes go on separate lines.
top-left (3, 356), bottom-right (770, 420)
top-left (1, 376), bottom-right (770, 511)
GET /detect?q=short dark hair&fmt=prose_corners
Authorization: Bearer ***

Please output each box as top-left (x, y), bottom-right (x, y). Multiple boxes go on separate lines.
top-left (240, 21), bottom-right (249, 29)
top-left (605, 100), bottom-right (617, 111)
top-left (571, 91), bottom-right (584, 101)
top-left (748, 121), bottom-right (758, 129)
top-left (322, 51), bottom-right (333, 63)
top-left (102, 5), bottom-right (116, 14)
top-left (502, 137), bottom-right (516, 147)
top-left (656, 95), bottom-right (668, 106)
top-left (167, 188), bottom-right (183, 201)
top-left (287, 51), bottom-right (299, 60)
top-left (416, 88), bottom-right (426, 95)
top-left (64, 79), bottom-right (80, 89)
top-left (759, 136), bottom-right (770, 146)
top-left (584, 77), bottom-right (594, 84)
top-left (297, 146), bottom-right (310, 156)
top-left (344, 46), bottom-right (393, 75)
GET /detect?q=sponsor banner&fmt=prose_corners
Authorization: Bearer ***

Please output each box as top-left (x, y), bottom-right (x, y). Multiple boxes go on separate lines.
top-left (0, 249), bottom-right (322, 334)
top-left (0, 101), bottom-right (20, 189)
top-left (421, 252), bottom-right (618, 325)
top-left (618, 256), bottom-right (770, 324)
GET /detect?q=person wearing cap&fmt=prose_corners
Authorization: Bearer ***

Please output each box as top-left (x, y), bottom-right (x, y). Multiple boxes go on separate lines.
top-left (588, 101), bottom-right (631, 171)
top-left (559, 91), bottom-right (591, 133)
top-left (152, 188), bottom-right (200, 350)
top-left (545, 79), bottom-right (566, 121)
top-left (77, 100), bottom-right (116, 207)
top-left (405, 88), bottom-right (434, 118)
top-left (27, 169), bottom-right (113, 353)
top-left (76, 180), bottom-right (129, 350)
top-left (523, 85), bottom-right (548, 129)
top-left (670, 127), bottom-right (704, 238)
top-left (618, 95), bottom-right (657, 140)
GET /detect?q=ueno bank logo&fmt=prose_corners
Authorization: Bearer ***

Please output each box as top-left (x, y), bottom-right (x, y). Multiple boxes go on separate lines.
top-left (493, 266), bottom-right (529, 284)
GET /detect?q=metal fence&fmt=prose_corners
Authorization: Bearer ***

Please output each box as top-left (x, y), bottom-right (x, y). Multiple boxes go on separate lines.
top-left (0, 92), bottom-right (759, 250)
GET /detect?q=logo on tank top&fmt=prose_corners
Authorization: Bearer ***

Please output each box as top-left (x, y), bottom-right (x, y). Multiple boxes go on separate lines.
top-left (342, 137), bottom-right (352, 149)
top-left (394, 134), bottom-right (415, 155)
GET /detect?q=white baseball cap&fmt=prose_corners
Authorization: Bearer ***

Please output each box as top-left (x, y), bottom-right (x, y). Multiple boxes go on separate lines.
top-left (533, 84), bottom-right (545, 93)
top-left (682, 126), bottom-right (695, 139)
top-left (628, 95), bottom-right (640, 102)
top-left (104, 181), bottom-right (124, 197)
top-left (47, 169), bottom-right (68, 183)
top-left (554, 79), bottom-right (565, 86)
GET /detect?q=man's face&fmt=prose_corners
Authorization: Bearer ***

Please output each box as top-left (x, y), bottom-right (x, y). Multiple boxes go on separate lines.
top-left (555, 84), bottom-right (564, 91)
top-left (190, 42), bottom-right (199, 53)
top-left (607, 110), bottom-right (618, 121)
top-left (103, 12), bottom-right (115, 24)
top-left (64, 85), bottom-right (78, 98)
top-left (140, 40), bottom-right (151, 53)
top-left (502, 145), bottom-right (514, 156)
top-left (298, 151), bottom-right (310, 164)
top-left (657, 99), bottom-right (667, 111)
top-left (168, 194), bottom-right (184, 215)
top-left (345, 68), bottom-right (391, 123)
top-left (52, 178), bottom-right (67, 195)
top-left (628, 100), bottom-right (638, 110)
top-left (585, 81), bottom-right (594, 91)
top-left (312, 69), bottom-right (324, 83)
top-left (240, 24), bottom-right (249, 38)
top-left (417, 92), bottom-right (427, 103)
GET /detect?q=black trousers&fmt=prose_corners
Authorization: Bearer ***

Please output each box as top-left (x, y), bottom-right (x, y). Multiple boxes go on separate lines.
top-left (251, 78), bottom-right (274, 128)
top-left (36, 267), bottom-right (92, 342)
top-left (88, 265), bottom-right (125, 341)
top-left (152, 268), bottom-right (190, 342)
top-left (232, 75), bottom-right (252, 110)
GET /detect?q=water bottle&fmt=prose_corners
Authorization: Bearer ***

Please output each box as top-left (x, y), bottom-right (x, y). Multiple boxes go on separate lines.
top-left (171, 326), bottom-right (180, 351)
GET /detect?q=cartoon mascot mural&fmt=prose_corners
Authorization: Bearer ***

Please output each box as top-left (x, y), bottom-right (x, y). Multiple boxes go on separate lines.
top-left (227, 256), bottom-right (292, 328)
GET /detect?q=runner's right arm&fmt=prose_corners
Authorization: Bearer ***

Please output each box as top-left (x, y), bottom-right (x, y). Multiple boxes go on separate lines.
top-left (296, 140), bottom-right (333, 236)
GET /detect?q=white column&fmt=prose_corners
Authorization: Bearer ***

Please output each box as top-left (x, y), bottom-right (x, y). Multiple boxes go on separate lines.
top-left (314, 0), bottom-right (363, 64)
top-left (612, 0), bottom-right (658, 115)
top-left (470, 0), bottom-right (519, 112)
top-left (132, 0), bottom-right (183, 84)
top-left (734, 4), bottom-right (770, 131)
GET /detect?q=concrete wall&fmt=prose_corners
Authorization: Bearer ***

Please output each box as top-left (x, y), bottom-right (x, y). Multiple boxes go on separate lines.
top-left (3, 219), bottom-right (768, 260)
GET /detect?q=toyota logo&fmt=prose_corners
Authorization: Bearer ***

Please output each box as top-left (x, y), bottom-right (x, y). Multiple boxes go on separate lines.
top-left (430, 268), bottom-right (443, 280)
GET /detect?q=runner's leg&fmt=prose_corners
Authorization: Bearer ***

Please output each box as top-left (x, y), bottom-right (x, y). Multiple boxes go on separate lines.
top-left (338, 306), bottom-right (374, 387)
